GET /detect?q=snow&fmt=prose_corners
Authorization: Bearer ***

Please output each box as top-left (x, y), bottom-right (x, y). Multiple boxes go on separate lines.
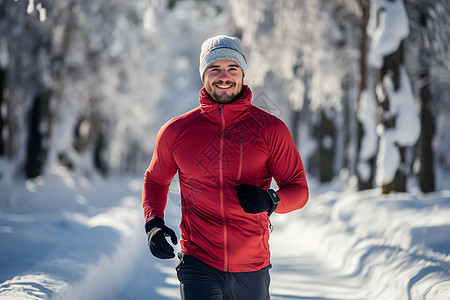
top-left (26, 0), bottom-right (46, 22)
top-left (357, 89), bottom-right (378, 181)
top-left (376, 128), bottom-right (401, 185)
top-left (387, 67), bottom-right (421, 147)
top-left (374, 67), bottom-right (421, 185)
top-left (367, 0), bottom-right (410, 68)
top-left (1, 171), bottom-right (449, 299)
top-left (35, 3), bottom-right (46, 22)
top-left (357, 90), bottom-right (378, 161)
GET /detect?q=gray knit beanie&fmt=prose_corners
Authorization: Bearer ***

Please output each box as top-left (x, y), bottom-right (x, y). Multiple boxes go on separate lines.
top-left (199, 35), bottom-right (247, 82)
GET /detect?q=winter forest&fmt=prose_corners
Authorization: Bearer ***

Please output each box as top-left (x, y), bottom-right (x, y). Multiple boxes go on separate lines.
top-left (1, 0), bottom-right (450, 193)
top-left (1, 0), bottom-right (450, 299)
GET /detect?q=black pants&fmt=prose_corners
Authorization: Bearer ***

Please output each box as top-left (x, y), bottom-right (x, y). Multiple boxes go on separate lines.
top-left (176, 253), bottom-right (271, 300)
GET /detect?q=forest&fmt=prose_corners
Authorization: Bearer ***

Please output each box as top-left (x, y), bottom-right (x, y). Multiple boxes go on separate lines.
top-left (1, 0), bottom-right (449, 194)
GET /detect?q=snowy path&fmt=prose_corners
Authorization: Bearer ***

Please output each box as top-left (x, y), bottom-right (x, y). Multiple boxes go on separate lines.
top-left (1, 175), bottom-right (449, 299)
top-left (110, 218), bottom-right (372, 300)
top-left (269, 222), bottom-right (369, 300)
top-left (110, 210), bottom-right (371, 300)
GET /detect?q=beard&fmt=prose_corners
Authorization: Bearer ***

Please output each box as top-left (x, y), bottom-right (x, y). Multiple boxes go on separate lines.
top-left (207, 81), bottom-right (243, 104)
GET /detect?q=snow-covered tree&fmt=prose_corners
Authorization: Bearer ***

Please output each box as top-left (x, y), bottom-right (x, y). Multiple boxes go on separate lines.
top-left (403, 0), bottom-right (450, 192)
top-left (367, 0), bottom-right (421, 193)
top-left (0, 0), bottom-right (230, 183)
top-left (229, 0), bottom-right (361, 183)
top-left (356, 0), bottom-right (378, 190)
top-left (1, 0), bottom-right (449, 194)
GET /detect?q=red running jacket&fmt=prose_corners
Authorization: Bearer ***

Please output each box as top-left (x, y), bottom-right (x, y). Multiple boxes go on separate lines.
top-left (142, 85), bottom-right (308, 272)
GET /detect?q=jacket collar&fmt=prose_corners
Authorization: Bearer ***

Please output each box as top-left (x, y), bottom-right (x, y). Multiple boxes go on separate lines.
top-left (199, 85), bottom-right (252, 123)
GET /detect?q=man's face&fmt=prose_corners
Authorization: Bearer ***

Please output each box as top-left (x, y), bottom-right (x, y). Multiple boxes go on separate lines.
top-left (203, 60), bottom-right (243, 104)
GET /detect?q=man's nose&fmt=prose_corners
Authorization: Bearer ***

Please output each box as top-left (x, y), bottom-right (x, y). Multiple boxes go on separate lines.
top-left (218, 70), bottom-right (230, 80)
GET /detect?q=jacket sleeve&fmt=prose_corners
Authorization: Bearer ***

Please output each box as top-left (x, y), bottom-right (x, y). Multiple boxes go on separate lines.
top-left (142, 120), bottom-right (179, 222)
top-left (266, 118), bottom-right (309, 213)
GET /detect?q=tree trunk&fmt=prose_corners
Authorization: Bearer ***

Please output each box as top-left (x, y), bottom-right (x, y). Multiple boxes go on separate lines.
top-left (0, 68), bottom-right (12, 160)
top-left (291, 109), bottom-right (301, 146)
top-left (417, 83), bottom-right (435, 193)
top-left (0, 69), bottom-right (5, 157)
top-left (378, 43), bottom-right (407, 193)
top-left (417, 105), bottom-right (434, 193)
top-left (357, 0), bottom-right (375, 190)
top-left (417, 9), bottom-right (435, 193)
top-left (25, 90), bottom-right (53, 179)
top-left (319, 110), bottom-right (334, 182)
top-left (381, 148), bottom-right (406, 194)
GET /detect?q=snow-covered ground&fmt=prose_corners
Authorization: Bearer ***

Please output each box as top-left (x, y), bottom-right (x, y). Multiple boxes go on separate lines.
top-left (0, 169), bottom-right (449, 300)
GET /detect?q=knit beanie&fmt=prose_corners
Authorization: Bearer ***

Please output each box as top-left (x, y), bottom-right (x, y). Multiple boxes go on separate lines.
top-left (199, 35), bottom-right (247, 82)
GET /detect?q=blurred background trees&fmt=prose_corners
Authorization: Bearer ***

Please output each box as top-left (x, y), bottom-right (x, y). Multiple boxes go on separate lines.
top-left (1, 0), bottom-right (449, 194)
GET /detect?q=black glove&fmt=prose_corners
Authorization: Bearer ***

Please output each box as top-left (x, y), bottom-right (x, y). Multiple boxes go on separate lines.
top-left (145, 216), bottom-right (178, 259)
top-left (235, 184), bottom-right (279, 216)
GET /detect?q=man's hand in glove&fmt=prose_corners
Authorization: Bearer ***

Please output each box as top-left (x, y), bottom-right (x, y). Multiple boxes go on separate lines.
top-left (235, 184), bottom-right (279, 216)
top-left (145, 216), bottom-right (178, 259)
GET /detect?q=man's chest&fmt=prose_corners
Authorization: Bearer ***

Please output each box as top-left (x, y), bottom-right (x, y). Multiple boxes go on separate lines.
top-left (172, 119), bottom-right (270, 182)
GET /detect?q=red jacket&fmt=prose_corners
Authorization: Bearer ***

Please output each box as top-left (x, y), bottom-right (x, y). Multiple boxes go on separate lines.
top-left (142, 85), bottom-right (308, 272)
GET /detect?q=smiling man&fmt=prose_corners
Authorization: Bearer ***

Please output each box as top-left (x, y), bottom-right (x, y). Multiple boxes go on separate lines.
top-left (142, 35), bottom-right (309, 300)
top-left (203, 60), bottom-right (243, 104)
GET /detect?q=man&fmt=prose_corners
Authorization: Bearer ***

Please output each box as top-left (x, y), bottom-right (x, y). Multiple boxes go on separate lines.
top-left (142, 35), bottom-right (309, 299)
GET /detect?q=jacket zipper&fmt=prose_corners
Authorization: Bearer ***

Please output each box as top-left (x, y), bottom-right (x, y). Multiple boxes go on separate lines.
top-left (236, 137), bottom-right (243, 181)
top-left (219, 105), bottom-right (228, 271)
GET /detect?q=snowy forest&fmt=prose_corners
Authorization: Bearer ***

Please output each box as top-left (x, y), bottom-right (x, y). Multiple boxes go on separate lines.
top-left (1, 0), bottom-right (449, 193)
top-left (1, 0), bottom-right (450, 299)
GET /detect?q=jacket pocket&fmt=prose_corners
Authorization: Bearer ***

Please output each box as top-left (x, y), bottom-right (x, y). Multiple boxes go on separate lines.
top-left (180, 196), bottom-right (192, 239)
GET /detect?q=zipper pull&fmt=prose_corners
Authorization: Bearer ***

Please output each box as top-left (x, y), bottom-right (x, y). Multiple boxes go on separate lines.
top-left (219, 104), bottom-right (223, 116)
top-left (269, 220), bottom-right (274, 233)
